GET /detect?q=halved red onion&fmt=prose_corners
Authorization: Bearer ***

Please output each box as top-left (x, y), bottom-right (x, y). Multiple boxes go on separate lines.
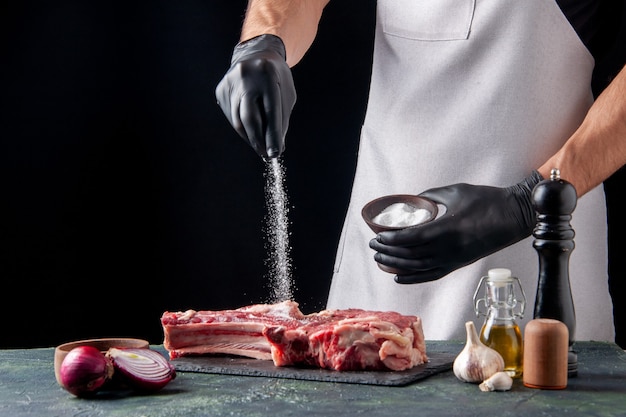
top-left (106, 347), bottom-right (176, 392)
top-left (59, 346), bottom-right (114, 397)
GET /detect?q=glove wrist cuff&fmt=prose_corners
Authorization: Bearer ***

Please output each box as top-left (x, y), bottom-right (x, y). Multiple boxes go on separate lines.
top-left (231, 34), bottom-right (287, 64)
top-left (512, 170), bottom-right (544, 233)
top-left (521, 170), bottom-right (544, 193)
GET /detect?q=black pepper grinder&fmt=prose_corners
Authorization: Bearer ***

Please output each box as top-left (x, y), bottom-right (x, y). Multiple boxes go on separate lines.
top-left (531, 168), bottom-right (578, 377)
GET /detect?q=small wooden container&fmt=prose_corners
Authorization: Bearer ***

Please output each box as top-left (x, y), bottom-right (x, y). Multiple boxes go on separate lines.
top-left (523, 318), bottom-right (569, 389)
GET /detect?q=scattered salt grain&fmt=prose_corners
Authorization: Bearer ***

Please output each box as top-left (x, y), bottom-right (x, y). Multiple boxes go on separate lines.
top-left (372, 202), bottom-right (431, 227)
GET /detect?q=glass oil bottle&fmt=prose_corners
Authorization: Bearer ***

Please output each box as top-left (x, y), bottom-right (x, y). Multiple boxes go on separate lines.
top-left (473, 268), bottom-right (526, 378)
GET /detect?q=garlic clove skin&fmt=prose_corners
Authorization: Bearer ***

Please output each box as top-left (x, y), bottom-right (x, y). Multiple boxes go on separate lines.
top-left (453, 321), bottom-right (505, 383)
top-left (479, 371), bottom-right (513, 392)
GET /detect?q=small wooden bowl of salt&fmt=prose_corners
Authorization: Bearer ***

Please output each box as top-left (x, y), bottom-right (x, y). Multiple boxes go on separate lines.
top-left (362, 194), bottom-right (438, 234)
top-left (361, 194), bottom-right (438, 274)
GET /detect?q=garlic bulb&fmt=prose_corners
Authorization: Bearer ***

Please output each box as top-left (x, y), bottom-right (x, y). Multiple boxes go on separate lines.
top-left (453, 321), bottom-right (505, 383)
top-left (479, 371), bottom-right (513, 392)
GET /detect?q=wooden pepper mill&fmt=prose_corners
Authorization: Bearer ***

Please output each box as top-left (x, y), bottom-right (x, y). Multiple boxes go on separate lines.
top-left (531, 168), bottom-right (578, 377)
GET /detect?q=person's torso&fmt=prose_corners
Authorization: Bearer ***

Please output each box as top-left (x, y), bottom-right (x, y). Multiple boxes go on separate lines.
top-left (327, 0), bottom-right (614, 342)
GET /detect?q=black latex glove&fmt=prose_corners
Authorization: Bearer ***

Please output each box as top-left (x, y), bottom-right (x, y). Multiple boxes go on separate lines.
top-left (215, 34), bottom-right (296, 159)
top-left (369, 171), bottom-right (544, 284)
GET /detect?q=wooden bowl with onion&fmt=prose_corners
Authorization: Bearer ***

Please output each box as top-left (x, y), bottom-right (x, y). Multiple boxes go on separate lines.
top-left (54, 338), bottom-right (149, 385)
top-left (361, 194), bottom-right (438, 274)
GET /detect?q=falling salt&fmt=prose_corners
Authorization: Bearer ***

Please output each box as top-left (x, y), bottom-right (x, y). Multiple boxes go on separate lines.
top-left (372, 202), bottom-right (432, 227)
top-left (264, 158), bottom-right (294, 302)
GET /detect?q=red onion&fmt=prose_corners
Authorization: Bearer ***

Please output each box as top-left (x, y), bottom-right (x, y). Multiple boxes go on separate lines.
top-left (106, 348), bottom-right (176, 392)
top-left (59, 346), bottom-right (114, 397)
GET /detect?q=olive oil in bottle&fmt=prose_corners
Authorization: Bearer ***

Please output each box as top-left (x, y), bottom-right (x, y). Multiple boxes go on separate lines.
top-left (480, 322), bottom-right (523, 378)
top-left (473, 268), bottom-right (527, 378)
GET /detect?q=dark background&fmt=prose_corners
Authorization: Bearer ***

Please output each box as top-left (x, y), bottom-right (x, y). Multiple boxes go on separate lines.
top-left (1, 1), bottom-right (624, 349)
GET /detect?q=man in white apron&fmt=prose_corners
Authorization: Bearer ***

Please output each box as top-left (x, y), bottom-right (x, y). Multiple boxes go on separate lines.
top-left (216, 0), bottom-right (625, 341)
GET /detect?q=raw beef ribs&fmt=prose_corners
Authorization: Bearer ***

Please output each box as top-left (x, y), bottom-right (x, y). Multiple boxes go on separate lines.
top-left (161, 301), bottom-right (427, 371)
top-left (161, 301), bottom-right (304, 360)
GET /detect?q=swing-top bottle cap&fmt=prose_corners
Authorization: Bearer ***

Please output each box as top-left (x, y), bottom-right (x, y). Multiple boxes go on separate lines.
top-left (487, 268), bottom-right (512, 282)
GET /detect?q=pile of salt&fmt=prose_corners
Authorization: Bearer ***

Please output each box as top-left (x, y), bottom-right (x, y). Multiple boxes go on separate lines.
top-left (372, 202), bottom-right (431, 227)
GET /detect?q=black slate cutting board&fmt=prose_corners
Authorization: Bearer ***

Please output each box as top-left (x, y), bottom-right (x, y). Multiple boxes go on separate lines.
top-left (172, 352), bottom-right (455, 386)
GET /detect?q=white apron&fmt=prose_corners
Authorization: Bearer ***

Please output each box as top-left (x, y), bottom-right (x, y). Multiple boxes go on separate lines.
top-left (326, 0), bottom-right (615, 342)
